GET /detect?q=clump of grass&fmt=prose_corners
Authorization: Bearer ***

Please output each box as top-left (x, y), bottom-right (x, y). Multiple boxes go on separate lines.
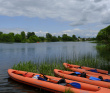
top-left (64, 89), bottom-right (74, 93)
top-left (12, 61), bottom-right (66, 76)
top-left (12, 61), bottom-right (38, 73)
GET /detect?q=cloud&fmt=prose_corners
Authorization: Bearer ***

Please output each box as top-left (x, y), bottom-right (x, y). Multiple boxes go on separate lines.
top-left (101, 10), bottom-right (110, 24)
top-left (59, 28), bottom-right (99, 37)
top-left (0, 26), bottom-right (99, 38)
top-left (0, 0), bottom-right (109, 25)
top-left (35, 31), bottom-right (48, 36)
top-left (94, 0), bottom-right (102, 3)
top-left (0, 28), bottom-right (24, 34)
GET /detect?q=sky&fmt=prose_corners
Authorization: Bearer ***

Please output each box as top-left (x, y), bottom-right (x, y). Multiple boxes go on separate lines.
top-left (0, 0), bottom-right (110, 38)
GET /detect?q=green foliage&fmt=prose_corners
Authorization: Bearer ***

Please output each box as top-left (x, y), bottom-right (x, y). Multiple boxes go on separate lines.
top-left (27, 32), bottom-right (35, 39)
top-left (96, 25), bottom-right (110, 44)
top-left (0, 33), bottom-right (14, 42)
top-left (21, 31), bottom-right (26, 41)
top-left (72, 35), bottom-right (77, 41)
top-left (0, 30), bottom-right (97, 43)
top-left (46, 33), bottom-right (52, 42)
top-left (58, 36), bottom-right (62, 41)
top-left (62, 34), bottom-right (73, 41)
top-left (51, 36), bottom-right (59, 42)
top-left (62, 34), bottom-right (68, 41)
top-left (0, 31), bottom-right (3, 35)
top-left (29, 35), bottom-right (41, 43)
top-left (14, 34), bottom-right (22, 42)
top-left (8, 32), bottom-right (15, 42)
top-left (39, 36), bottom-right (45, 42)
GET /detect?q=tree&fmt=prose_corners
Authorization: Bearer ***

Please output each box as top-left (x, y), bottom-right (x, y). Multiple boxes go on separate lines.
top-left (0, 31), bottom-right (3, 35)
top-left (96, 25), bottom-right (110, 43)
top-left (72, 34), bottom-right (77, 41)
top-left (29, 35), bottom-right (41, 43)
top-left (46, 33), bottom-right (52, 42)
top-left (62, 34), bottom-right (68, 41)
top-left (8, 32), bottom-right (15, 42)
top-left (62, 34), bottom-right (73, 41)
top-left (39, 36), bottom-right (45, 42)
top-left (0, 32), bottom-right (3, 42)
top-left (27, 32), bottom-right (35, 39)
top-left (21, 31), bottom-right (26, 41)
top-left (58, 36), bottom-right (61, 41)
top-left (0, 34), bottom-right (8, 42)
top-left (51, 36), bottom-right (59, 42)
top-left (14, 34), bottom-right (22, 42)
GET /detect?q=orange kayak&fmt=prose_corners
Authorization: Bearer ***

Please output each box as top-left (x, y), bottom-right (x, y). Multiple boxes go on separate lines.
top-left (8, 69), bottom-right (110, 93)
top-left (63, 63), bottom-right (110, 79)
top-left (54, 69), bottom-right (110, 89)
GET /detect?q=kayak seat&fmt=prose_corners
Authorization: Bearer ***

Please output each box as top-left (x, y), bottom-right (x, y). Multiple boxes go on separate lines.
top-left (38, 77), bottom-right (47, 81)
top-left (38, 74), bottom-right (49, 81)
top-left (69, 73), bottom-right (78, 76)
top-left (69, 82), bottom-right (81, 89)
top-left (104, 79), bottom-right (110, 82)
top-left (80, 72), bottom-right (86, 78)
top-left (57, 79), bottom-right (67, 86)
top-left (89, 69), bottom-right (98, 73)
top-left (89, 76), bottom-right (101, 81)
top-left (69, 72), bottom-right (81, 76)
top-left (98, 76), bottom-right (103, 81)
top-left (18, 74), bottom-right (23, 76)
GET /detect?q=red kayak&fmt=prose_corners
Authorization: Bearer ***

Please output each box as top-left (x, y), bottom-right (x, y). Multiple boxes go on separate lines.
top-left (8, 69), bottom-right (110, 93)
top-left (54, 69), bottom-right (110, 89)
top-left (63, 63), bottom-right (110, 79)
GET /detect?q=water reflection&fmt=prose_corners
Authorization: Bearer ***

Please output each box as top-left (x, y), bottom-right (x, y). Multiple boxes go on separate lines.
top-left (96, 46), bottom-right (110, 62)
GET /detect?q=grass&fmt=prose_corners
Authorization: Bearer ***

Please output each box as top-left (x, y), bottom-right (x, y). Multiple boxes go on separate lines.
top-left (12, 61), bottom-right (67, 76)
top-left (12, 56), bottom-right (110, 76)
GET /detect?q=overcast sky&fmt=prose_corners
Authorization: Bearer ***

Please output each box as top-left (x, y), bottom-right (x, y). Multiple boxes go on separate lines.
top-left (0, 0), bottom-right (110, 37)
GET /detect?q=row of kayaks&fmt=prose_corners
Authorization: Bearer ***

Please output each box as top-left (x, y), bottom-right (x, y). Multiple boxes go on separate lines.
top-left (8, 63), bottom-right (110, 93)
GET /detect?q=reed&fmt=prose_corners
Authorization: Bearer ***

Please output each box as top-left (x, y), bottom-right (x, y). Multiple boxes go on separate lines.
top-left (12, 56), bottom-right (110, 76)
top-left (12, 61), bottom-right (66, 76)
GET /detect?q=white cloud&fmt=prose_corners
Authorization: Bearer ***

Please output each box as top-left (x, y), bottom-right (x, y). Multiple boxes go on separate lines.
top-left (0, 0), bottom-right (109, 25)
top-left (0, 28), bottom-right (24, 34)
top-left (35, 31), bottom-right (48, 37)
top-left (58, 28), bottom-right (99, 38)
top-left (0, 26), bottom-right (100, 38)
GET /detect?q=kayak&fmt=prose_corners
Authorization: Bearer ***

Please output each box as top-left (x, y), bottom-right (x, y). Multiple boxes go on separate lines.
top-left (54, 69), bottom-right (110, 89)
top-left (63, 63), bottom-right (109, 74)
top-left (63, 63), bottom-right (110, 79)
top-left (8, 69), bottom-right (110, 93)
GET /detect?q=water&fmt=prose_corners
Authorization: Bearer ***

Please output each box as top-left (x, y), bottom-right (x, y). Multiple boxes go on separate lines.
top-left (0, 42), bottom-right (97, 93)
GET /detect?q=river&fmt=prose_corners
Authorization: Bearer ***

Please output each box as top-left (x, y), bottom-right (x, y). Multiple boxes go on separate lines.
top-left (0, 42), bottom-right (98, 93)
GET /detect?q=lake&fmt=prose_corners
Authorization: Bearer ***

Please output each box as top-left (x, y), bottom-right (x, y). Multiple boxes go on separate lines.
top-left (0, 42), bottom-right (99, 93)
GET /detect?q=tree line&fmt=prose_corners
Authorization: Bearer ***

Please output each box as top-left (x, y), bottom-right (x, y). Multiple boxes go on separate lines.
top-left (0, 31), bottom-right (78, 43)
top-left (96, 25), bottom-right (110, 45)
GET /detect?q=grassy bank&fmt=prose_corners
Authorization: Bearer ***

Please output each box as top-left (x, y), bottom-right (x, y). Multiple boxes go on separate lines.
top-left (12, 57), bottom-right (110, 76)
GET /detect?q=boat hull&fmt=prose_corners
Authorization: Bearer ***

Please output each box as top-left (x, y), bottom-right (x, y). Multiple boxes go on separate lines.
top-left (63, 63), bottom-right (110, 79)
top-left (54, 69), bottom-right (110, 89)
top-left (8, 69), bottom-right (110, 93)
